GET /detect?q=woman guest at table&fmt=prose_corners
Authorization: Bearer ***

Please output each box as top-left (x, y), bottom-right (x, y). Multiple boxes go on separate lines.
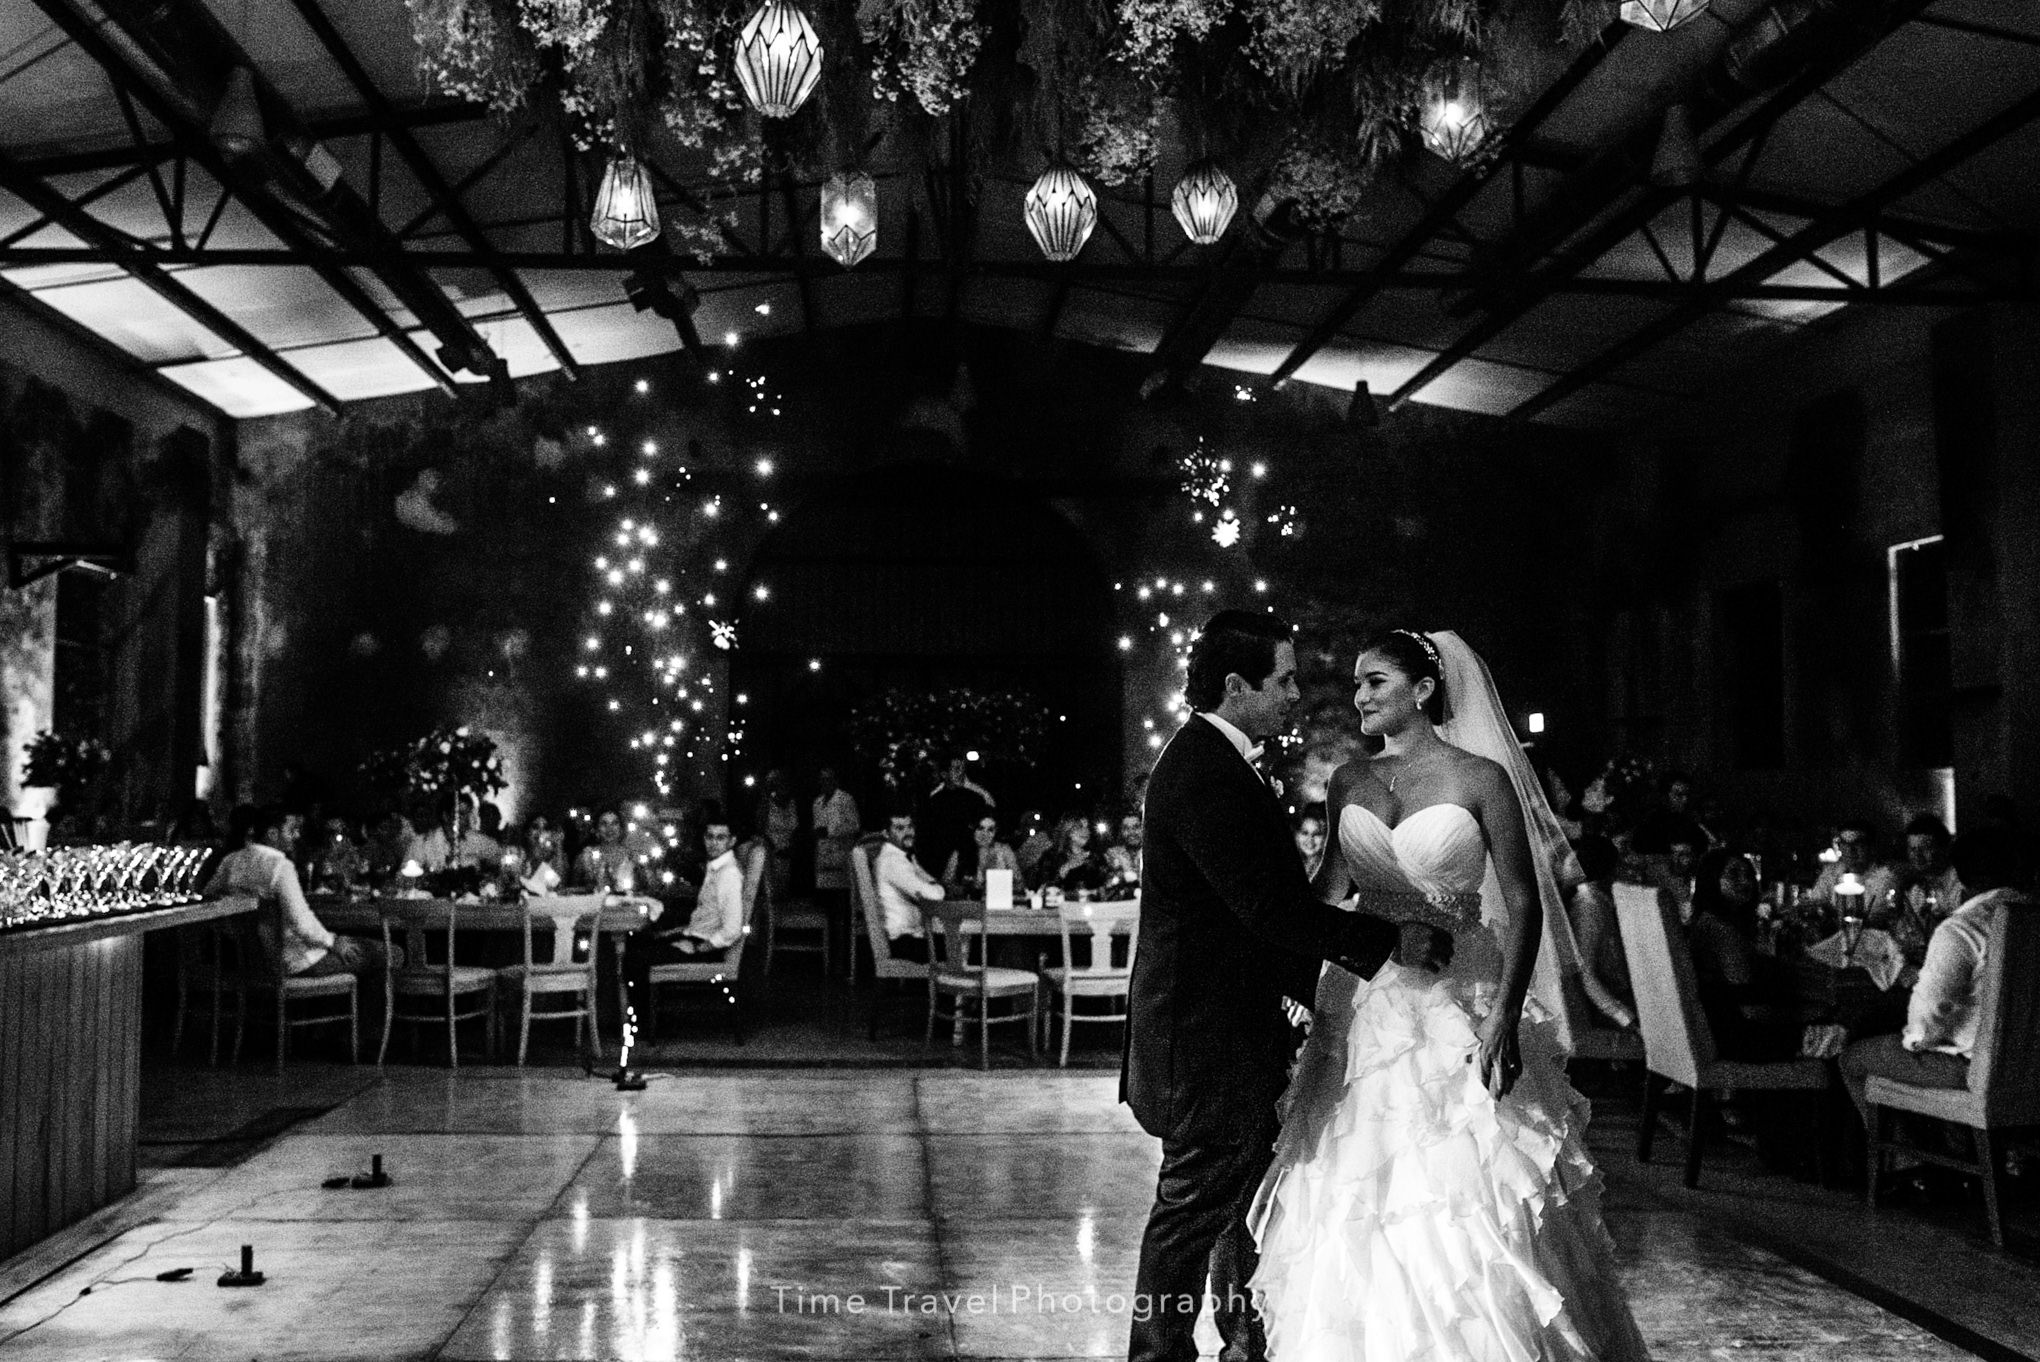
top-left (1569, 833), bottom-right (1635, 1032)
top-left (573, 807), bottom-right (637, 891)
top-left (1030, 814), bottom-right (1106, 894)
top-left (206, 805), bottom-right (395, 980)
top-left (1839, 829), bottom-right (2032, 1128)
top-left (944, 813), bottom-right (1019, 894)
top-left (306, 815), bottom-right (366, 895)
top-left (1688, 848), bottom-right (1797, 1061)
top-left (1292, 804), bottom-right (1327, 879)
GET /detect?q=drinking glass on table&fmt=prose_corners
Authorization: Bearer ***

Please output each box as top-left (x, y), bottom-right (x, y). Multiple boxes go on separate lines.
top-left (1840, 911), bottom-right (1865, 964)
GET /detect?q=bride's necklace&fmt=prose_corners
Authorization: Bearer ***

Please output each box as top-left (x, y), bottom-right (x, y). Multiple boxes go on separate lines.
top-left (1384, 749), bottom-right (1439, 794)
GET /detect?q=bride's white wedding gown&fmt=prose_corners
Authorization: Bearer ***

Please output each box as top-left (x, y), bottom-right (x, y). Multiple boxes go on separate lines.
top-left (1247, 803), bottom-right (1652, 1362)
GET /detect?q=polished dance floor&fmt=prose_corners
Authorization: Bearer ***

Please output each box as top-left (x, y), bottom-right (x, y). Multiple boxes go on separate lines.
top-left (0, 1068), bottom-right (1993, 1360)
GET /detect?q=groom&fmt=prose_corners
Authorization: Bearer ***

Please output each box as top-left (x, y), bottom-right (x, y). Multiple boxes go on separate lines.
top-left (1121, 609), bottom-right (1450, 1362)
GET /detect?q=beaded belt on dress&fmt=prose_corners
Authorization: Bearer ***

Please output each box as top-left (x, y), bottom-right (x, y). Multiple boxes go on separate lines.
top-left (1360, 889), bottom-right (1484, 934)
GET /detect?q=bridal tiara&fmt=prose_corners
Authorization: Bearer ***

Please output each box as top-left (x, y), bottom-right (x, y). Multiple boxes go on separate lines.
top-left (1390, 628), bottom-right (1443, 675)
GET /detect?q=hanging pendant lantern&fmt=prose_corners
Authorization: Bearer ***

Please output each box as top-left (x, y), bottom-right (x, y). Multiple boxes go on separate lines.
top-left (734, 0), bottom-right (823, 118)
top-left (1170, 159), bottom-right (1238, 245)
top-left (590, 155), bottom-right (661, 250)
top-left (1024, 165), bottom-right (1098, 262)
top-left (1619, 0), bottom-right (1707, 32)
top-left (1419, 60), bottom-right (1489, 164)
top-left (820, 170), bottom-right (878, 268)
top-left (210, 65), bottom-right (267, 159)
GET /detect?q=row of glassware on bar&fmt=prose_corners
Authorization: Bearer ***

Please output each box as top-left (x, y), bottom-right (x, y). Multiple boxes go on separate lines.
top-left (0, 843), bottom-right (215, 932)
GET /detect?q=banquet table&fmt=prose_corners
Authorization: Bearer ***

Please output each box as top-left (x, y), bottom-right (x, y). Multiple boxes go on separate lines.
top-left (937, 899), bottom-right (1140, 935)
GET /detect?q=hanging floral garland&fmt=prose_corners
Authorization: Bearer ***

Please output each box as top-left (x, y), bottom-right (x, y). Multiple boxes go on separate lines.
top-left (863, 0), bottom-right (987, 117)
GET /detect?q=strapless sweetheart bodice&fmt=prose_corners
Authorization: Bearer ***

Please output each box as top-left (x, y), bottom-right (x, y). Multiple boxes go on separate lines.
top-left (1339, 803), bottom-right (1488, 934)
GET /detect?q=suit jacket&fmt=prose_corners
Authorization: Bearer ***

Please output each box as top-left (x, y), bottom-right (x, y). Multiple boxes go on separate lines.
top-left (1120, 716), bottom-right (1400, 1144)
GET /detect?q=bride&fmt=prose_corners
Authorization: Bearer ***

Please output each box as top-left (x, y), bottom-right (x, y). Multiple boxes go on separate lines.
top-left (1247, 628), bottom-right (1651, 1362)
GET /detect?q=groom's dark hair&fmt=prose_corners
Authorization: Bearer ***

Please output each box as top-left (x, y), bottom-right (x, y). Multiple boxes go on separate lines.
top-left (1186, 610), bottom-right (1294, 711)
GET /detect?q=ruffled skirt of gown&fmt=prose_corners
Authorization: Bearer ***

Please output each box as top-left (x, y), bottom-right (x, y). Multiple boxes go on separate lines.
top-left (1246, 961), bottom-right (1652, 1362)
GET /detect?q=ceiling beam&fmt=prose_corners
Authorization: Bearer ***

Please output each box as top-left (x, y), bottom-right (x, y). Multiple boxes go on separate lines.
top-left (1386, 0), bottom-right (1942, 411)
top-left (277, 0), bottom-right (579, 379)
top-left (0, 147), bottom-right (341, 413)
top-left (14, 102), bottom-right (489, 177)
top-left (1507, 83), bottom-right (2040, 423)
top-left (1265, 18), bottom-right (1632, 386)
top-left (2, 245), bottom-right (2026, 305)
top-left (29, 0), bottom-right (463, 398)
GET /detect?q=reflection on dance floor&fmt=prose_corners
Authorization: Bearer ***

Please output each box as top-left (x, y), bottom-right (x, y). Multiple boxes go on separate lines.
top-left (0, 1070), bottom-right (1981, 1360)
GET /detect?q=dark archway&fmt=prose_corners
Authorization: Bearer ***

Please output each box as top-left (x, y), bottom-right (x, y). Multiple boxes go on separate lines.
top-left (733, 466), bottom-right (1121, 826)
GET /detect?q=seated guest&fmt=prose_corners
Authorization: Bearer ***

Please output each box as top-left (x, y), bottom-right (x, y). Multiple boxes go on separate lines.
top-left (453, 800), bottom-right (505, 870)
top-left (573, 807), bottom-right (637, 891)
top-left (1102, 811), bottom-right (1144, 890)
top-left (1899, 813), bottom-right (1962, 919)
top-left (1013, 810), bottom-right (1052, 883)
top-left (1293, 804), bottom-right (1328, 879)
top-left (522, 814), bottom-right (567, 893)
top-left (876, 813), bottom-right (945, 963)
top-left (1633, 771), bottom-right (1713, 856)
top-left (1656, 828), bottom-right (1706, 927)
top-left (306, 815), bottom-right (365, 894)
top-left (362, 807), bottom-right (414, 881)
top-left (1688, 848), bottom-right (1795, 1061)
top-left (1569, 834), bottom-right (1635, 1031)
top-left (1840, 830), bottom-right (2031, 1126)
top-left (659, 819), bottom-right (748, 956)
top-left (206, 804), bottom-right (394, 980)
top-left (1031, 813), bottom-right (1106, 894)
top-left (403, 801), bottom-right (453, 873)
top-left (1808, 817), bottom-right (1900, 914)
top-left (944, 813), bottom-right (1019, 893)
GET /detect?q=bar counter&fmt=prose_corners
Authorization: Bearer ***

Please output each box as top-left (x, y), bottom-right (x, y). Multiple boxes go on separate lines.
top-left (1, 895), bottom-right (256, 1259)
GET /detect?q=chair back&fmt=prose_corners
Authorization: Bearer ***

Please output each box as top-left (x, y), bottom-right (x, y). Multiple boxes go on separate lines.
top-left (1613, 882), bottom-right (1714, 1085)
top-left (523, 893), bottom-right (606, 968)
top-left (855, 837), bottom-right (894, 958)
top-left (1056, 900), bottom-right (1139, 978)
top-left (1968, 894), bottom-right (2040, 1116)
top-left (382, 899), bottom-right (462, 980)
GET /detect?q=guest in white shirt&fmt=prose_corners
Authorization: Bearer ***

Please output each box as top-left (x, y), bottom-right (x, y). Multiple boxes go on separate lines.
top-left (1807, 817), bottom-right (1900, 919)
top-left (1103, 812), bottom-right (1144, 890)
top-left (1840, 830), bottom-right (2030, 1125)
top-left (672, 822), bottom-right (748, 953)
top-left (205, 805), bottom-right (394, 979)
top-left (876, 813), bottom-right (945, 963)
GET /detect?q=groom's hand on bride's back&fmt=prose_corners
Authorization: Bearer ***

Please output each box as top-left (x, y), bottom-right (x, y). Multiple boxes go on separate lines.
top-left (1393, 922), bottom-right (1453, 974)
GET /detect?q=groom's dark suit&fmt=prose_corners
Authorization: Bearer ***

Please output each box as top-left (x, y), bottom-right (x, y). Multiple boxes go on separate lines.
top-left (1121, 715), bottom-right (1401, 1362)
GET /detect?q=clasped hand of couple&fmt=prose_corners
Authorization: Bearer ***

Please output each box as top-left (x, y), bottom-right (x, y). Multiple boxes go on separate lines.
top-left (1388, 920), bottom-right (1523, 1100)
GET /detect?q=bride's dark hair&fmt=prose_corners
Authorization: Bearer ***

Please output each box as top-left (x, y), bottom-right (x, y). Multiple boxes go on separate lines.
top-left (1362, 628), bottom-right (1446, 724)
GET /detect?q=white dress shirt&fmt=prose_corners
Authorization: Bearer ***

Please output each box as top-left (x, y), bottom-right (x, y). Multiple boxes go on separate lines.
top-left (679, 849), bottom-right (746, 949)
top-left (1904, 888), bottom-right (2025, 1057)
top-left (876, 840), bottom-right (944, 938)
top-left (1195, 712), bottom-right (1262, 774)
top-left (205, 843), bottom-right (335, 976)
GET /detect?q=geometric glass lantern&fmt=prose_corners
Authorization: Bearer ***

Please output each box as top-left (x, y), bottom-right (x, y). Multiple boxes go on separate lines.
top-left (733, 0), bottom-right (823, 118)
top-left (1419, 59), bottom-right (1489, 164)
top-left (591, 154), bottom-right (661, 251)
top-left (1619, 0), bottom-right (1707, 32)
top-left (820, 169), bottom-right (877, 268)
top-left (1170, 158), bottom-right (1237, 245)
top-left (1023, 164), bottom-right (1098, 262)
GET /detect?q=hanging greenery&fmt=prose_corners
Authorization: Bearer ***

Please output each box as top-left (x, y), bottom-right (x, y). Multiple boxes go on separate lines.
top-left (863, 0), bottom-right (987, 117)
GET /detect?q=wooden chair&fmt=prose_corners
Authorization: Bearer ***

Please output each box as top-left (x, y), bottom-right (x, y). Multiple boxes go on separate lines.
top-left (1866, 896), bottom-right (2040, 1247)
top-left (497, 894), bottom-right (605, 1066)
top-left (641, 840), bottom-right (765, 1044)
top-left (1038, 900), bottom-right (1139, 1067)
top-left (923, 900), bottom-right (1039, 1070)
top-left (378, 901), bottom-right (498, 1067)
top-left (765, 891), bottom-right (832, 978)
top-left (858, 839), bottom-right (927, 1040)
top-left (846, 833), bottom-right (888, 985)
top-left (1613, 883), bottom-right (1829, 1188)
top-left (216, 909), bottom-right (358, 1072)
